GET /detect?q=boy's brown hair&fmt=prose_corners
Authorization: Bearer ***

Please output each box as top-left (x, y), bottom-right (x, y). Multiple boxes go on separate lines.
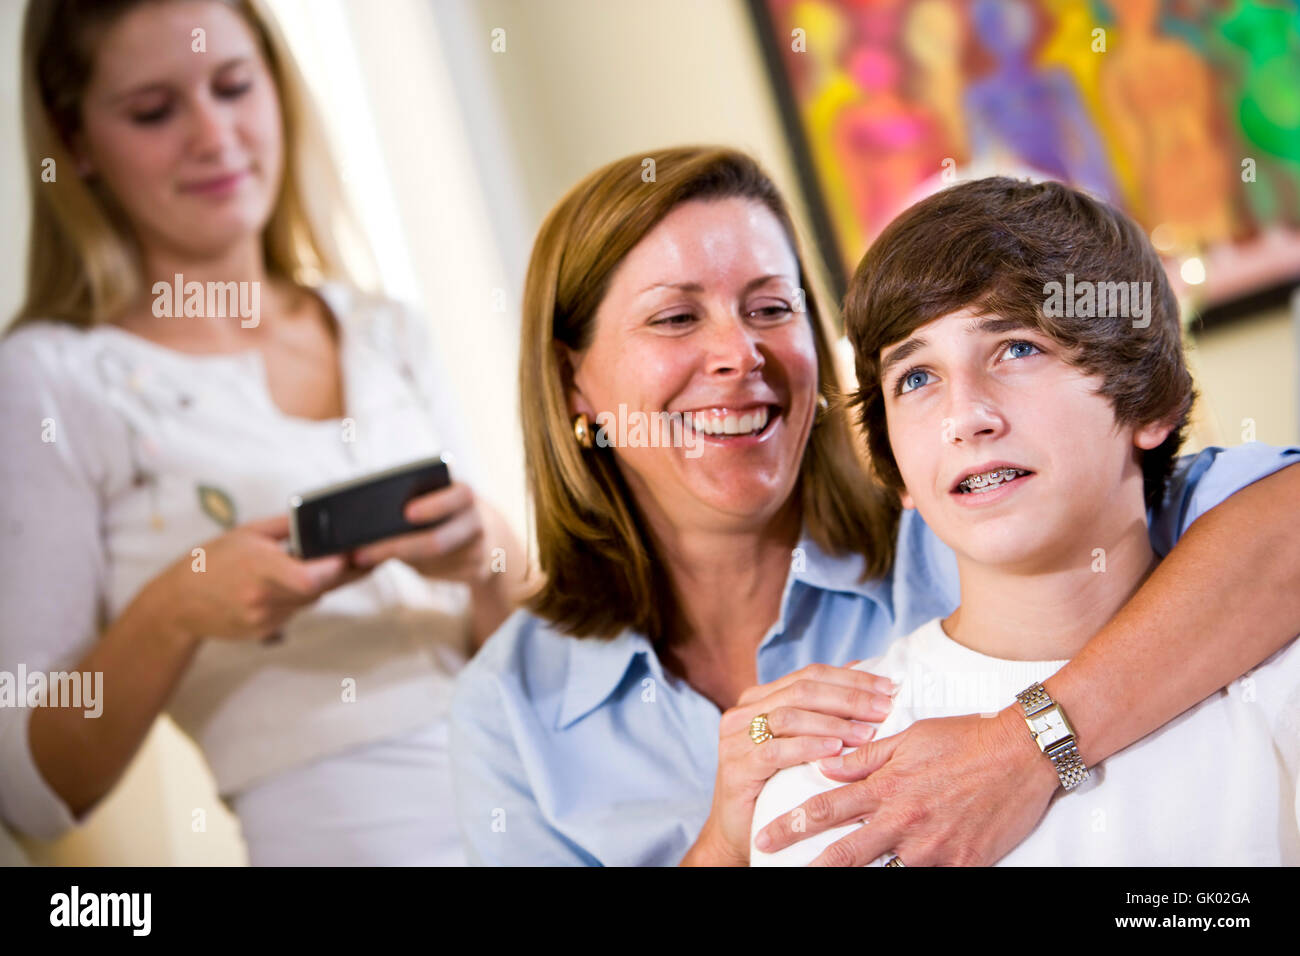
top-left (844, 176), bottom-right (1195, 508)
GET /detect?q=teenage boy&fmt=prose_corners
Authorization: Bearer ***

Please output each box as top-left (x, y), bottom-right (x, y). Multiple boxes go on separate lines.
top-left (751, 177), bottom-right (1299, 866)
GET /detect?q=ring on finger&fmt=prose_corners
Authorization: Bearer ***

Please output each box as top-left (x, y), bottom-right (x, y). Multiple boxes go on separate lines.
top-left (749, 712), bottom-right (773, 745)
top-left (885, 855), bottom-right (906, 867)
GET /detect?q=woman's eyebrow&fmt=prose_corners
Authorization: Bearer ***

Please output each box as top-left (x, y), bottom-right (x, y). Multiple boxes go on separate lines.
top-left (635, 274), bottom-right (792, 297)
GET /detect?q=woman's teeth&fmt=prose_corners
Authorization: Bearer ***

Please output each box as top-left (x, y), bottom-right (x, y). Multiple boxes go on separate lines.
top-left (957, 467), bottom-right (1030, 494)
top-left (687, 406), bottom-right (771, 436)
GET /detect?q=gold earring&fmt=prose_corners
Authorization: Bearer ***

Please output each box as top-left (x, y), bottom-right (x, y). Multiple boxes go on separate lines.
top-left (814, 393), bottom-right (830, 425)
top-left (573, 413), bottom-right (594, 448)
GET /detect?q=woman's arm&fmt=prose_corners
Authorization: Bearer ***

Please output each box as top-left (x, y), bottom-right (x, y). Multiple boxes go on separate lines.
top-left (1047, 458), bottom-right (1300, 765)
top-left (27, 581), bottom-right (204, 822)
top-left (755, 460), bottom-right (1300, 864)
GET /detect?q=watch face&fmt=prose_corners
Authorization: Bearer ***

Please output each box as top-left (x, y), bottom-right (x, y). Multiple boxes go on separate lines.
top-left (1031, 709), bottom-right (1065, 740)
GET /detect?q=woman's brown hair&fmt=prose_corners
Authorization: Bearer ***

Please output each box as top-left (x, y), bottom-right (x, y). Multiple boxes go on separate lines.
top-left (11, 0), bottom-right (370, 331)
top-left (844, 176), bottom-right (1195, 508)
top-left (520, 146), bottom-right (898, 642)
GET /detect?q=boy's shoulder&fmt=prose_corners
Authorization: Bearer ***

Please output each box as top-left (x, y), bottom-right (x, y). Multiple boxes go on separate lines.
top-left (850, 616), bottom-right (945, 685)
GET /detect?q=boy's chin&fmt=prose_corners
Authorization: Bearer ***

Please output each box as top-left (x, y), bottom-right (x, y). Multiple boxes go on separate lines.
top-left (950, 530), bottom-right (1058, 572)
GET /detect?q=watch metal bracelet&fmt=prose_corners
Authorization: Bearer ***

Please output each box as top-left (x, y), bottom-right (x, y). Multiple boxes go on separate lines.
top-left (1044, 738), bottom-right (1090, 790)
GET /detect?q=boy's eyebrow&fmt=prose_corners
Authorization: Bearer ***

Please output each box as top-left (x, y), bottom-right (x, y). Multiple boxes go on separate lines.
top-left (971, 315), bottom-right (1034, 335)
top-left (880, 314), bottom-right (1037, 377)
top-left (880, 337), bottom-right (926, 378)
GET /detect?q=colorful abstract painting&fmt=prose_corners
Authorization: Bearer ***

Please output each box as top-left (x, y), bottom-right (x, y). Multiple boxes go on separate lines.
top-left (752, 0), bottom-right (1300, 315)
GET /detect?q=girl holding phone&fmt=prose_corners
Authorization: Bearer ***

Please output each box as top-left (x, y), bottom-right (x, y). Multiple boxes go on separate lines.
top-left (0, 0), bottom-right (523, 864)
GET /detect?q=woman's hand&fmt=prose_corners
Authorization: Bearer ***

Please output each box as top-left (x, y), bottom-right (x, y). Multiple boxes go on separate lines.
top-left (156, 513), bottom-right (364, 644)
top-left (680, 663), bottom-right (896, 866)
top-left (753, 706), bottom-right (1061, 866)
top-left (350, 482), bottom-right (527, 645)
top-left (350, 481), bottom-right (491, 585)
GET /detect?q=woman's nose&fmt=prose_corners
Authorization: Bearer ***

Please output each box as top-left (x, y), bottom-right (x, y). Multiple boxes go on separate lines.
top-left (186, 94), bottom-right (235, 158)
top-left (703, 314), bottom-right (764, 376)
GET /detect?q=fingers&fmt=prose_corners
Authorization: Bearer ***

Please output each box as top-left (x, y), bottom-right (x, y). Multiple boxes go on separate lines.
top-left (755, 777), bottom-right (886, 853)
top-left (240, 512), bottom-right (291, 539)
top-left (740, 735), bottom-right (846, 777)
top-left (403, 481), bottom-right (474, 525)
top-left (808, 822), bottom-right (901, 868)
top-left (264, 553), bottom-right (350, 600)
top-left (735, 662), bottom-right (894, 713)
top-left (737, 706), bottom-right (878, 750)
top-left (352, 504), bottom-right (483, 569)
top-left (723, 675), bottom-right (892, 736)
top-left (817, 730), bottom-right (902, 782)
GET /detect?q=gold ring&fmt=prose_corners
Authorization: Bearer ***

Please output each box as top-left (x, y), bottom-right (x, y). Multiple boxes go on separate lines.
top-left (885, 855), bottom-right (906, 867)
top-left (749, 712), bottom-right (773, 745)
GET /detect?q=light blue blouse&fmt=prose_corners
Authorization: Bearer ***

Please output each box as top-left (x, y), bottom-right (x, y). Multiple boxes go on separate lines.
top-left (450, 443), bottom-right (1298, 865)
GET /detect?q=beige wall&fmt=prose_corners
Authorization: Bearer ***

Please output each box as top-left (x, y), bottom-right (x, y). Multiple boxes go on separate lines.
top-left (464, 0), bottom-right (841, 310)
top-left (1187, 307), bottom-right (1298, 450)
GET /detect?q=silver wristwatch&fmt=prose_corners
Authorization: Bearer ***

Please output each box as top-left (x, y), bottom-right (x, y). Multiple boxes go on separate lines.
top-left (1015, 682), bottom-right (1089, 790)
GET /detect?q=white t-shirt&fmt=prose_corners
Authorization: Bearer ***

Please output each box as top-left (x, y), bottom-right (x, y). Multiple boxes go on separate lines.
top-left (752, 618), bottom-right (1300, 866)
top-left (0, 282), bottom-right (482, 839)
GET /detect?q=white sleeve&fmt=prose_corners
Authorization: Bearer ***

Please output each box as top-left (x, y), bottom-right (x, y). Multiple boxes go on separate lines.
top-left (0, 328), bottom-right (111, 838)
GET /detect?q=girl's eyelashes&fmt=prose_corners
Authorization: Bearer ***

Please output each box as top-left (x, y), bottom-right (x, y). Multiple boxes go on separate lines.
top-left (216, 80), bottom-right (252, 99)
top-left (125, 76), bottom-right (253, 125)
top-left (132, 107), bottom-right (171, 125)
top-left (891, 339), bottom-right (1044, 396)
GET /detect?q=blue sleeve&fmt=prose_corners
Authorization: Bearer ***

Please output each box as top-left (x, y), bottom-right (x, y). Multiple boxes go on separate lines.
top-left (450, 620), bottom-right (598, 866)
top-left (1147, 442), bottom-right (1300, 557)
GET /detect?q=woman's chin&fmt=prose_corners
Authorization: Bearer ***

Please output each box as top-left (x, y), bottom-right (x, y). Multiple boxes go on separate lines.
top-left (676, 479), bottom-right (795, 528)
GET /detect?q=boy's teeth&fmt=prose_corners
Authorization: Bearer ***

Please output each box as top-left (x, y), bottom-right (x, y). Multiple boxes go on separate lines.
top-left (690, 407), bottom-right (769, 436)
top-left (958, 467), bottom-right (1028, 493)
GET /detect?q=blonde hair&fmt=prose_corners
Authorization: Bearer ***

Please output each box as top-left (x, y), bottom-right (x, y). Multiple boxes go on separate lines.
top-left (12, 0), bottom-right (370, 330)
top-left (520, 146), bottom-right (899, 642)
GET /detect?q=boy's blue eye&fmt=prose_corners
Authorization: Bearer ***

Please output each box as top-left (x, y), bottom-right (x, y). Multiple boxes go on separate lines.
top-left (1003, 340), bottom-right (1040, 360)
top-left (899, 369), bottom-right (930, 393)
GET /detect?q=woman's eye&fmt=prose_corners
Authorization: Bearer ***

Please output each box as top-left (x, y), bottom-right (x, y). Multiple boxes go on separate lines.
top-left (650, 313), bottom-right (694, 328)
top-left (747, 303), bottom-right (792, 319)
top-left (898, 368), bottom-right (931, 394)
top-left (1002, 340), bottom-right (1041, 360)
top-left (216, 81), bottom-right (252, 100)
top-left (131, 104), bottom-right (172, 125)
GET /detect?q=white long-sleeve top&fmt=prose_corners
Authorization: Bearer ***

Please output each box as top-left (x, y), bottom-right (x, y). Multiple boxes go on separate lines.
top-left (752, 617), bottom-right (1300, 866)
top-left (0, 283), bottom-right (482, 839)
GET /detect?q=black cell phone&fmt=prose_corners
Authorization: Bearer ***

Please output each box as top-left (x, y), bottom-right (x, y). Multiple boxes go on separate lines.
top-left (288, 455), bottom-right (452, 559)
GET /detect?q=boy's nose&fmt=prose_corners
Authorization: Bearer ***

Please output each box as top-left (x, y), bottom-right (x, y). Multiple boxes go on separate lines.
top-left (942, 382), bottom-right (1006, 444)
